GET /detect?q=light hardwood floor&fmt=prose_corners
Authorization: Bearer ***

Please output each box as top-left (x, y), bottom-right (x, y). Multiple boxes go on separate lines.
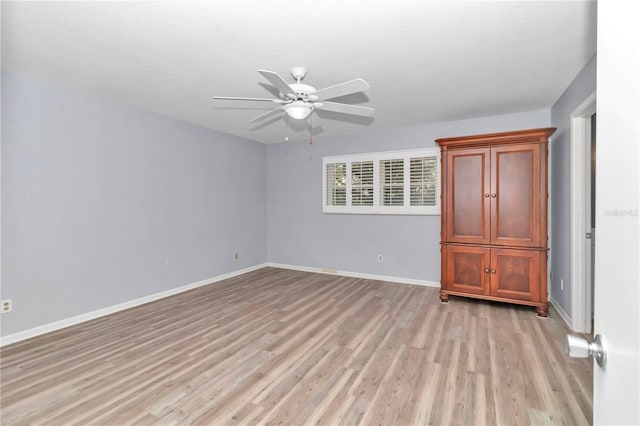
top-left (0, 267), bottom-right (592, 425)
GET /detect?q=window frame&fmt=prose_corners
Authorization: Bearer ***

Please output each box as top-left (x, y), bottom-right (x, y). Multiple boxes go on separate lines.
top-left (322, 148), bottom-right (441, 215)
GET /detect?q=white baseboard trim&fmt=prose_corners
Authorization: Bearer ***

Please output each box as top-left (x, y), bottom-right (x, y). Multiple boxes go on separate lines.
top-left (0, 263), bottom-right (269, 347)
top-left (1, 262), bottom-right (438, 347)
top-left (266, 262), bottom-right (440, 288)
top-left (549, 296), bottom-right (573, 330)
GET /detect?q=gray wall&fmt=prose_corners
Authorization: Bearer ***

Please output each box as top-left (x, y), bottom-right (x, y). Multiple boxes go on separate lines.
top-left (1, 72), bottom-right (267, 336)
top-left (1, 67), bottom-right (563, 339)
top-left (549, 55), bottom-right (597, 316)
top-left (267, 110), bottom-right (551, 282)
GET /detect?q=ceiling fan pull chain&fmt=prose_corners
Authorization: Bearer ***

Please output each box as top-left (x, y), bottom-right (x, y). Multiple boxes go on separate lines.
top-left (309, 111), bottom-right (313, 145)
top-left (284, 112), bottom-right (289, 141)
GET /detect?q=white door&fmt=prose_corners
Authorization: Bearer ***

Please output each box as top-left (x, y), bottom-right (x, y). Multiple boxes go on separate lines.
top-left (593, 2), bottom-right (640, 424)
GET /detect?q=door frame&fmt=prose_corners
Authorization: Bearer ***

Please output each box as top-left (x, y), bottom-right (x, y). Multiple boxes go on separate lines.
top-left (570, 91), bottom-right (596, 333)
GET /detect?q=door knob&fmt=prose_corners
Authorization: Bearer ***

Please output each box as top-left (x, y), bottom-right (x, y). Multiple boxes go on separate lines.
top-left (565, 334), bottom-right (607, 368)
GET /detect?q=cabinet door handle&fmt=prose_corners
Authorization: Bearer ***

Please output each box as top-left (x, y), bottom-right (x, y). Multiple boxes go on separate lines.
top-left (484, 268), bottom-right (490, 273)
top-left (491, 193), bottom-right (497, 198)
top-left (491, 269), bottom-right (497, 274)
top-left (484, 193), bottom-right (490, 198)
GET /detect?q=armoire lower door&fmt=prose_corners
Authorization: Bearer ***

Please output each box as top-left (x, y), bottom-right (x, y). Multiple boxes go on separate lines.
top-left (490, 248), bottom-right (541, 302)
top-left (444, 245), bottom-right (491, 296)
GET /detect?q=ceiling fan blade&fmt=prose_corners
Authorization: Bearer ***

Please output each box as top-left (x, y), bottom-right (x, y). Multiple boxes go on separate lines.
top-left (213, 96), bottom-right (284, 103)
top-left (248, 107), bottom-right (283, 123)
top-left (258, 70), bottom-right (297, 99)
top-left (315, 101), bottom-right (375, 117)
top-left (311, 78), bottom-right (371, 101)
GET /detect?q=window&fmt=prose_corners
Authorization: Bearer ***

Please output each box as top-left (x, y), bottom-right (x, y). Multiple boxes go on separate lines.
top-left (410, 156), bottom-right (438, 207)
top-left (325, 162), bottom-right (346, 206)
top-left (322, 148), bottom-right (440, 215)
top-left (351, 161), bottom-right (374, 206)
top-left (380, 158), bottom-right (404, 206)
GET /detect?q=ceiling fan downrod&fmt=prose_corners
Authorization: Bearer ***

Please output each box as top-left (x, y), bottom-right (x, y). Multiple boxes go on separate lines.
top-left (290, 67), bottom-right (307, 84)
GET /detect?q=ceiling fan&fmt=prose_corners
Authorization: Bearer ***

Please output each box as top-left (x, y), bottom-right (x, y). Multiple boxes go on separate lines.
top-left (213, 67), bottom-right (374, 123)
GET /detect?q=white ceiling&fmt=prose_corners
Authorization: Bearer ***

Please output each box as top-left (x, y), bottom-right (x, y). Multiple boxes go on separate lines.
top-left (1, 1), bottom-right (597, 144)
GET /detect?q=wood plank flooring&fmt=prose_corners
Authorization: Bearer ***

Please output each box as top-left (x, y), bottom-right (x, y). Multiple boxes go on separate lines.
top-left (0, 267), bottom-right (592, 425)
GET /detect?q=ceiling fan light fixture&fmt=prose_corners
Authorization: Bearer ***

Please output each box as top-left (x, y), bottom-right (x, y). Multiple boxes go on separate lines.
top-left (284, 101), bottom-right (313, 120)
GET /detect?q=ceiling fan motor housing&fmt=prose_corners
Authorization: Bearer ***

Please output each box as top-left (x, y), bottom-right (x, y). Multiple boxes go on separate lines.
top-left (286, 83), bottom-right (316, 100)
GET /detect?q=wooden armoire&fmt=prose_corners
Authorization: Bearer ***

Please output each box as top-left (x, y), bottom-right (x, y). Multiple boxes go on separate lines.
top-left (436, 127), bottom-right (556, 317)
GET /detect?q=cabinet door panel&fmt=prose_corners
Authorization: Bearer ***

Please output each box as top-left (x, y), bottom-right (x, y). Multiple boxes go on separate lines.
top-left (445, 148), bottom-right (491, 244)
top-left (491, 249), bottom-right (540, 302)
top-left (445, 245), bottom-right (491, 296)
top-left (491, 144), bottom-right (541, 246)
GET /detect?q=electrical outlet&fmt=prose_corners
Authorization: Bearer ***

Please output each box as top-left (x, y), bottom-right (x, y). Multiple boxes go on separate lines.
top-left (234, 253), bottom-right (239, 260)
top-left (1, 299), bottom-right (12, 313)
top-left (561, 278), bottom-right (564, 291)
top-left (377, 255), bottom-right (383, 263)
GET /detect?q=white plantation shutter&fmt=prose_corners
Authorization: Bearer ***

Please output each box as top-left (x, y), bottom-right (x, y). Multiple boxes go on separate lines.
top-left (380, 159), bottom-right (404, 206)
top-left (326, 162), bottom-right (346, 206)
top-left (351, 161), bottom-right (374, 206)
top-left (322, 148), bottom-right (440, 214)
top-left (410, 156), bottom-right (438, 206)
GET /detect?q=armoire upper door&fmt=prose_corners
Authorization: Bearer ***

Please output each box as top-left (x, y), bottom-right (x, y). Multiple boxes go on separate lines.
top-left (445, 148), bottom-right (491, 244)
top-left (490, 143), bottom-right (542, 247)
